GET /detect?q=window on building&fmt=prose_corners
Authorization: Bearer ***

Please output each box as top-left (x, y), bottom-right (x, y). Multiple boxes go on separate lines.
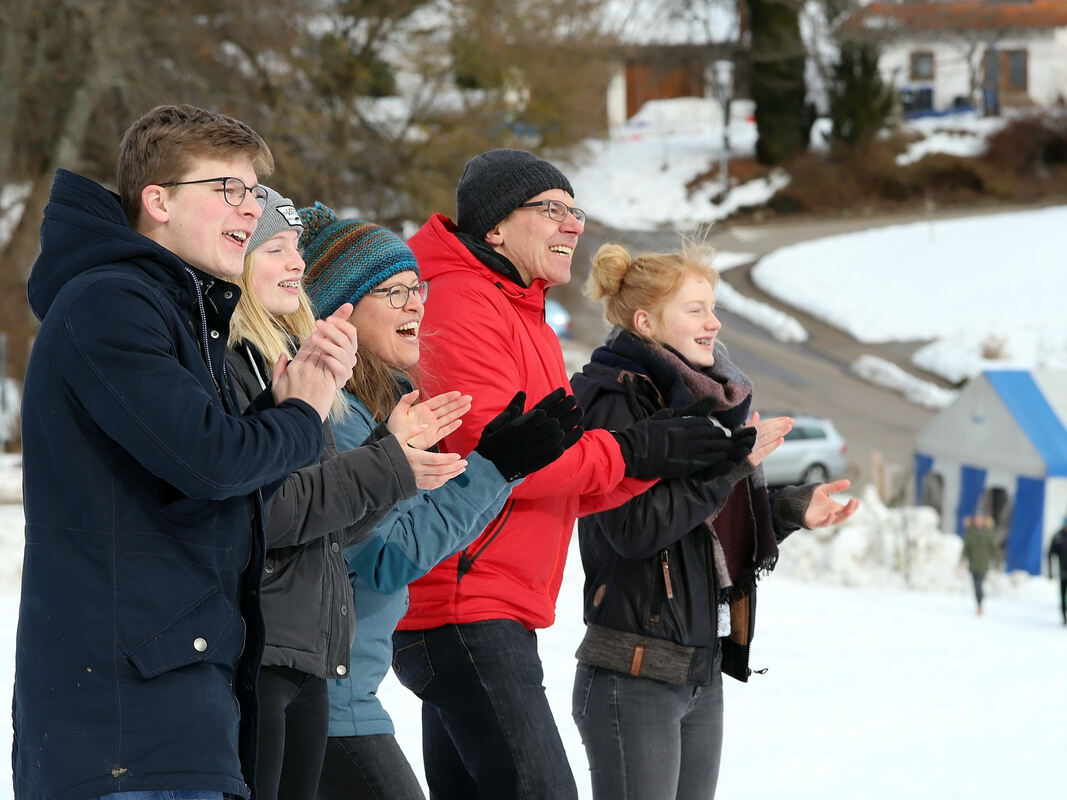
top-left (910, 51), bottom-right (934, 81)
top-left (1005, 50), bottom-right (1027, 91)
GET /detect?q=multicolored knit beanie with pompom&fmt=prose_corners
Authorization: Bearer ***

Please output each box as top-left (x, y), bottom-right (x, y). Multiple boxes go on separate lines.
top-left (298, 202), bottom-right (419, 317)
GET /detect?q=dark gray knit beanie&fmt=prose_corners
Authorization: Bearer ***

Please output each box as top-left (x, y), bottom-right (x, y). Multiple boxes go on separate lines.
top-left (455, 148), bottom-right (574, 240)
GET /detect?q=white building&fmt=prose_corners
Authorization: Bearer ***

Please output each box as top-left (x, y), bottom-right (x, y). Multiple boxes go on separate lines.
top-left (602, 0), bottom-right (743, 132)
top-left (841, 0), bottom-right (1067, 115)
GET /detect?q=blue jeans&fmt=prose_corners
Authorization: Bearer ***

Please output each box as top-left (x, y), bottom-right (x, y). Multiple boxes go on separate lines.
top-left (392, 620), bottom-right (577, 800)
top-left (571, 657), bottom-right (724, 800)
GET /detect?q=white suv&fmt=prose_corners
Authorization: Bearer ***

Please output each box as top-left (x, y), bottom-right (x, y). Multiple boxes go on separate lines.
top-left (760, 415), bottom-right (848, 487)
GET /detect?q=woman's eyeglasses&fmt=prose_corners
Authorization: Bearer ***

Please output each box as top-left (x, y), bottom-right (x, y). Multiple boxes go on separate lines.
top-left (367, 281), bottom-right (430, 308)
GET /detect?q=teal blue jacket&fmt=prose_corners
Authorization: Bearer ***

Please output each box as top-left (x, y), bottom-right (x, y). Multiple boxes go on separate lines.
top-left (327, 390), bottom-right (513, 736)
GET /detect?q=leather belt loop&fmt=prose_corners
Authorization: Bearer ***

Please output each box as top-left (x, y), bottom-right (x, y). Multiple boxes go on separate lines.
top-left (629, 645), bottom-right (645, 676)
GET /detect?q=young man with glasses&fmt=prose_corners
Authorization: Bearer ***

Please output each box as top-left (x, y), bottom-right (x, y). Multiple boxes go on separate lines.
top-left (392, 148), bottom-right (747, 799)
top-left (14, 104), bottom-right (374, 800)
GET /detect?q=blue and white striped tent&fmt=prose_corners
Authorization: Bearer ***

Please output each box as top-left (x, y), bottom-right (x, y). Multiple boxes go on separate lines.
top-left (914, 370), bottom-right (1067, 576)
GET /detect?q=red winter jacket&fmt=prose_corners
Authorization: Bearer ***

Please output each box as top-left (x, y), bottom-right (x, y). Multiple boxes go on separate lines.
top-left (398, 213), bottom-right (653, 630)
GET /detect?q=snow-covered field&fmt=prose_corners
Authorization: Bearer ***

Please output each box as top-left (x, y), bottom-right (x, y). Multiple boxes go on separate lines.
top-left (1, 466), bottom-right (1064, 798)
top-left (752, 206), bottom-right (1067, 389)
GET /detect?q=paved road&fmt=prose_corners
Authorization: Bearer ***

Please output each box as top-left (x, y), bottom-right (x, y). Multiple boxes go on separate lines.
top-left (555, 207), bottom-right (1043, 495)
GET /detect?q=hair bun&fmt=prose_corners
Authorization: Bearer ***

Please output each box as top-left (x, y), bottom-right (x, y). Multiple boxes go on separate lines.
top-left (297, 202), bottom-right (337, 249)
top-left (586, 243), bottom-right (632, 301)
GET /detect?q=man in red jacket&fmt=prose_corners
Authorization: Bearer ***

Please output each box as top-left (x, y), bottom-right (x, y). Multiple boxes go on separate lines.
top-left (391, 149), bottom-right (750, 799)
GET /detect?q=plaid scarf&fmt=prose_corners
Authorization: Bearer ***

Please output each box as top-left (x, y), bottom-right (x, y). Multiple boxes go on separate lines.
top-left (595, 328), bottom-right (779, 599)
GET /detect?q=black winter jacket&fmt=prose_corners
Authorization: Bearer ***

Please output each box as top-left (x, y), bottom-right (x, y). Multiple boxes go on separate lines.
top-left (16, 170), bottom-right (325, 800)
top-left (571, 344), bottom-right (807, 685)
top-left (226, 342), bottom-right (416, 679)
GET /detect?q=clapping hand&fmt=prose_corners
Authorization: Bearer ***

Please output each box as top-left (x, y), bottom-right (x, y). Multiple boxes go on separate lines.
top-left (271, 303), bottom-right (358, 421)
top-left (387, 389), bottom-right (473, 450)
top-left (746, 411), bottom-right (793, 468)
top-left (394, 424), bottom-right (469, 490)
top-left (803, 480), bottom-right (860, 529)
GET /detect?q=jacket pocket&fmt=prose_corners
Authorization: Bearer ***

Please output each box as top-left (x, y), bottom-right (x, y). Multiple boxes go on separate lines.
top-left (124, 588), bottom-right (243, 679)
top-left (646, 550), bottom-right (668, 624)
top-left (456, 498), bottom-right (516, 582)
top-left (571, 661), bottom-right (597, 724)
top-left (391, 635), bottom-right (435, 695)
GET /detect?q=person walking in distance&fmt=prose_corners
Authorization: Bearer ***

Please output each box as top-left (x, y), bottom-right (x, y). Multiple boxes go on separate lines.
top-left (1048, 517), bottom-right (1067, 625)
top-left (962, 513), bottom-right (999, 616)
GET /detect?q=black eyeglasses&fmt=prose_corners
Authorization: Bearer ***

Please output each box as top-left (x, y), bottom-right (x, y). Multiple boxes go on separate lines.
top-left (367, 281), bottom-right (429, 309)
top-left (518, 199), bottom-right (586, 226)
top-left (157, 176), bottom-right (269, 208)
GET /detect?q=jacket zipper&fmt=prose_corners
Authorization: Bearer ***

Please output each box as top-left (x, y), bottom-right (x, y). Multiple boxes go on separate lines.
top-left (660, 548), bottom-right (674, 600)
top-left (457, 499), bottom-right (516, 582)
top-left (184, 268), bottom-right (222, 395)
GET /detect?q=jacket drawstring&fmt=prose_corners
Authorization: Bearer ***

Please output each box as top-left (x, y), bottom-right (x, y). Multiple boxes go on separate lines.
top-left (244, 344), bottom-right (268, 391)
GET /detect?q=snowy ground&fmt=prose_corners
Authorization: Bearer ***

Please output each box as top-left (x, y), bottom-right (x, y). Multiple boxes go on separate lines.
top-left (1, 466), bottom-right (1064, 798)
top-left (752, 206), bottom-right (1067, 389)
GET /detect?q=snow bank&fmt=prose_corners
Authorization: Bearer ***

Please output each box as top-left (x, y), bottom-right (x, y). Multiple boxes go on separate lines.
top-left (850, 354), bottom-right (957, 409)
top-left (777, 484), bottom-right (1017, 598)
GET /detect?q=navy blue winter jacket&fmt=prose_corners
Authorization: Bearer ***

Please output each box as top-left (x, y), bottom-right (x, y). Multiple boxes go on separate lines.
top-left (14, 170), bottom-right (325, 800)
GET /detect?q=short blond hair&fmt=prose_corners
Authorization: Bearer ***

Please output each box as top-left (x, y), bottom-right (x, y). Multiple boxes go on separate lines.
top-left (117, 104), bottom-right (274, 226)
top-left (584, 241), bottom-right (718, 337)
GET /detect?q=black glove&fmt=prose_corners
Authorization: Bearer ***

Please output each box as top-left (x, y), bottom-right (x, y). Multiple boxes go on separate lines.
top-left (474, 391), bottom-right (567, 482)
top-left (688, 425), bottom-right (757, 482)
top-left (612, 415), bottom-right (737, 480)
top-left (648, 396), bottom-right (720, 422)
top-left (530, 387), bottom-right (585, 450)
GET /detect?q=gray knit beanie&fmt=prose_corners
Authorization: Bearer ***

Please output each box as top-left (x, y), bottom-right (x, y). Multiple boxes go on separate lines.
top-left (455, 148), bottom-right (574, 240)
top-left (247, 185), bottom-right (302, 253)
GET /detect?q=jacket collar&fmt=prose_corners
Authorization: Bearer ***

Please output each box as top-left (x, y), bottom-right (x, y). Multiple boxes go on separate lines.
top-left (410, 213), bottom-right (550, 314)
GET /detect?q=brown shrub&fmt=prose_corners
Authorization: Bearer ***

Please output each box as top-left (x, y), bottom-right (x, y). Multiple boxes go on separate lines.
top-left (983, 111), bottom-right (1067, 173)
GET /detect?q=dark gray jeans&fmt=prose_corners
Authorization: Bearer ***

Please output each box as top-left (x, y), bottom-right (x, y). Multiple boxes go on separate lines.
top-left (318, 733), bottom-right (426, 800)
top-left (571, 656), bottom-right (724, 800)
top-left (97, 794), bottom-right (226, 799)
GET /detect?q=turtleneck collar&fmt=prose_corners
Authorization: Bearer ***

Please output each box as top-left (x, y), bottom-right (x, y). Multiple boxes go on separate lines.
top-left (455, 230), bottom-right (528, 288)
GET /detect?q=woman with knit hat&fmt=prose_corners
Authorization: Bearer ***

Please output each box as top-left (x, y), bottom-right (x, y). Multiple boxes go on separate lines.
top-left (226, 186), bottom-right (479, 800)
top-left (570, 242), bottom-right (859, 800)
top-left (297, 203), bottom-right (583, 800)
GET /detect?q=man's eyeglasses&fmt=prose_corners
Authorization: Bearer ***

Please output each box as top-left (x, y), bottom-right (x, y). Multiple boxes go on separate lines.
top-left (367, 281), bottom-right (429, 309)
top-left (518, 199), bottom-right (586, 226)
top-left (157, 177), bottom-right (269, 208)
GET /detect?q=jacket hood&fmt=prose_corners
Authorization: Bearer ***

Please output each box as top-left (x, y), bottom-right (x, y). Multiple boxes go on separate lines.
top-left (27, 169), bottom-right (188, 320)
top-left (408, 213), bottom-right (550, 311)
